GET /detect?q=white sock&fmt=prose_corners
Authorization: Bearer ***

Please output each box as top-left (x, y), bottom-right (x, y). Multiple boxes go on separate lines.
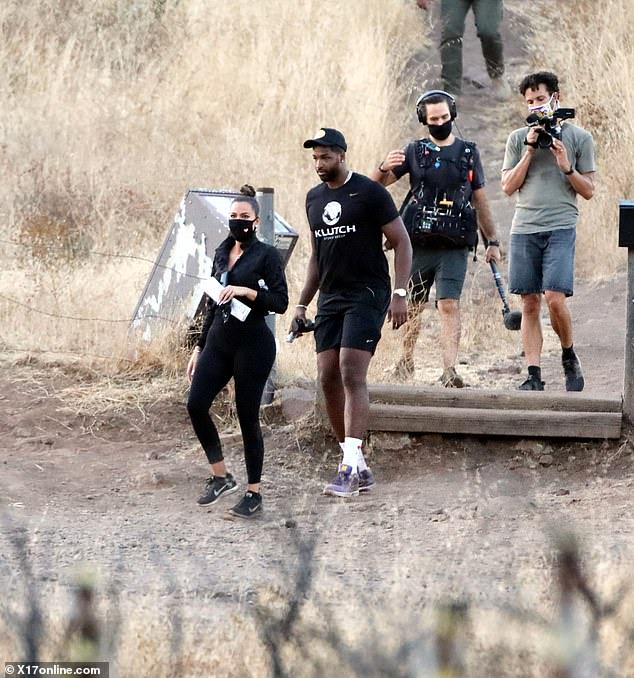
top-left (341, 437), bottom-right (362, 472)
top-left (357, 446), bottom-right (368, 473)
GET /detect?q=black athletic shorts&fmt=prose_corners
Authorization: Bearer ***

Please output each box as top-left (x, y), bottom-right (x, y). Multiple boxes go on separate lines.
top-left (314, 286), bottom-right (390, 354)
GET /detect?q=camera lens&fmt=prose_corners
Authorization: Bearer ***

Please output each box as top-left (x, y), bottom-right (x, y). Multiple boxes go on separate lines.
top-left (537, 131), bottom-right (553, 149)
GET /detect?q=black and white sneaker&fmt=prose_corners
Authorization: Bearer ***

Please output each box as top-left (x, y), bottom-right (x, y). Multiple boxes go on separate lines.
top-left (197, 473), bottom-right (238, 506)
top-left (228, 491), bottom-right (262, 519)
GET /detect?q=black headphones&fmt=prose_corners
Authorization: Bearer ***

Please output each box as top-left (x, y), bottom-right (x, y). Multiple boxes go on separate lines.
top-left (416, 89), bottom-right (458, 124)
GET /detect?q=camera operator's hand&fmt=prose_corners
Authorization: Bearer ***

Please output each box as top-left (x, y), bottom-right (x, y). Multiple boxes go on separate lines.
top-left (525, 126), bottom-right (540, 151)
top-left (387, 296), bottom-right (408, 330)
top-left (550, 138), bottom-right (571, 171)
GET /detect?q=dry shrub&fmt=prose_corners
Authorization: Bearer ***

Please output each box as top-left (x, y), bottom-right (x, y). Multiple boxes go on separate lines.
top-left (0, 0), bottom-right (423, 373)
top-left (0, 0), bottom-right (631, 372)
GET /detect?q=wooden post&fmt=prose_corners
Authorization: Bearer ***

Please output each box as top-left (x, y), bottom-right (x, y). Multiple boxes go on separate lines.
top-left (624, 250), bottom-right (634, 423)
top-left (619, 200), bottom-right (634, 423)
top-left (257, 187), bottom-right (276, 405)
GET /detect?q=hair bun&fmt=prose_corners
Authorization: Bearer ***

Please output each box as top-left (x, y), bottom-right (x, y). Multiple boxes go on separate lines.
top-left (239, 184), bottom-right (256, 197)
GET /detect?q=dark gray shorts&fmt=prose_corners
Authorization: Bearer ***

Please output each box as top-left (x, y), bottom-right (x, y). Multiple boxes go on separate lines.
top-left (314, 286), bottom-right (390, 355)
top-left (409, 246), bottom-right (469, 305)
top-left (509, 229), bottom-right (576, 297)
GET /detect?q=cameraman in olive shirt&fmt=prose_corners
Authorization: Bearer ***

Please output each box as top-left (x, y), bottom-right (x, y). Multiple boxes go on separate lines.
top-left (502, 71), bottom-right (596, 391)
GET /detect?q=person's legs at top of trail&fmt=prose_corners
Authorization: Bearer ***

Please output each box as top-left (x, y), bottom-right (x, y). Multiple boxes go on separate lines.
top-left (439, 0), bottom-right (505, 95)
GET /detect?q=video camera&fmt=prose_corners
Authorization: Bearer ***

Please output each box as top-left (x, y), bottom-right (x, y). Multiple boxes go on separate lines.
top-left (526, 107), bottom-right (575, 148)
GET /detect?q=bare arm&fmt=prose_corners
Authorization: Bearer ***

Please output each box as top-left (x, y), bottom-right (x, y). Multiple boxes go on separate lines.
top-left (383, 216), bottom-right (413, 329)
top-left (472, 188), bottom-right (501, 263)
top-left (501, 126), bottom-right (539, 196)
top-left (565, 170), bottom-right (595, 200)
top-left (290, 235), bottom-right (320, 331)
top-left (550, 138), bottom-right (595, 200)
top-left (369, 149), bottom-right (406, 187)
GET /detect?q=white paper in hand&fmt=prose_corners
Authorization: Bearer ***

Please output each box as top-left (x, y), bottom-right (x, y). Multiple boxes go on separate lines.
top-left (202, 277), bottom-right (251, 322)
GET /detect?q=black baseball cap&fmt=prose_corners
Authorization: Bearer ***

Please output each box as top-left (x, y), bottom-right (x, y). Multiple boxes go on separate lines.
top-left (303, 127), bottom-right (347, 152)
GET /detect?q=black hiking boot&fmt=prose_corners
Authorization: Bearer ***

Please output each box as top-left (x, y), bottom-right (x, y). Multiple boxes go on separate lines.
top-left (563, 355), bottom-right (584, 392)
top-left (518, 375), bottom-right (545, 391)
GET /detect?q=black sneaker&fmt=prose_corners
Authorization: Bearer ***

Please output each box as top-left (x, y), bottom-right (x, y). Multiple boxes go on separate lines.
top-left (228, 491), bottom-right (262, 519)
top-left (197, 473), bottom-right (238, 506)
top-left (563, 356), bottom-right (584, 392)
top-left (518, 375), bottom-right (545, 391)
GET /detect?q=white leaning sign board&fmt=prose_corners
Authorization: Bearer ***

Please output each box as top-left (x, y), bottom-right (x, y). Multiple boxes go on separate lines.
top-left (130, 188), bottom-right (298, 342)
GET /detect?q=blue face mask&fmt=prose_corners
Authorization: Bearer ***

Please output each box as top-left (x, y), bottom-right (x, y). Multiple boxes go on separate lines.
top-left (228, 218), bottom-right (256, 242)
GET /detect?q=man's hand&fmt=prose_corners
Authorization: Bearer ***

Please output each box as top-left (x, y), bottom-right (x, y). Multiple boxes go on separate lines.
top-left (288, 306), bottom-right (307, 336)
top-left (550, 138), bottom-right (571, 171)
top-left (416, 0), bottom-right (432, 9)
top-left (387, 297), bottom-right (408, 329)
top-left (485, 244), bottom-right (501, 264)
top-left (380, 149), bottom-right (406, 173)
top-left (525, 126), bottom-right (540, 150)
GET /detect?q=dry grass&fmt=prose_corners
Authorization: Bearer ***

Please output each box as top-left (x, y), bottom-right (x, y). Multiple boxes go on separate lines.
top-left (1, 0), bottom-right (629, 378)
top-left (0, 0), bottom-right (423, 378)
top-left (1, 535), bottom-right (632, 676)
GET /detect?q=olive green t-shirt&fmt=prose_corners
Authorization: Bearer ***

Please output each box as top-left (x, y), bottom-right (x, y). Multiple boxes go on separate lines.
top-left (502, 122), bottom-right (595, 234)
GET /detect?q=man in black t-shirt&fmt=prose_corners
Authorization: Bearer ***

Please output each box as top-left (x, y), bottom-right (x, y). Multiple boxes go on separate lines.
top-left (292, 127), bottom-right (412, 499)
top-left (371, 90), bottom-right (501, 387)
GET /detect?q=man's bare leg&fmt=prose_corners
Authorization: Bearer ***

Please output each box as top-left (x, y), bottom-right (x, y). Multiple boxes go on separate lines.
top-left (437, 298), bottom-right (464, 387)
top-left (395, 301), bottom-right (425, 379)
top-left (317, 348), bottom-right (345, 441)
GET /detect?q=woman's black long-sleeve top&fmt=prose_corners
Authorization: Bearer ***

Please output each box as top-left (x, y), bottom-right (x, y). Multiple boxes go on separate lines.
top-left (196, 235), bottom-right (289, 349)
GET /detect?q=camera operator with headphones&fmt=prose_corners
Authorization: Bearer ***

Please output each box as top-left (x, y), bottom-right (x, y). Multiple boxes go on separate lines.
top-left (371, 90), bottom-right (501, 387)
top-left (501, 71), bottom-right (595, 392)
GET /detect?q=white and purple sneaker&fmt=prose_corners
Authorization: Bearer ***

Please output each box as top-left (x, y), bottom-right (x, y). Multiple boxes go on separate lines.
top-left (358, 468), bottom-right (376, 492)
top-left (323, 464), bottom-right (359, 498)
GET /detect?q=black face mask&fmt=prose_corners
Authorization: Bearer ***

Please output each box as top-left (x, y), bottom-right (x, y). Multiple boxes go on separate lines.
top-left (228, 218), bottom-right (256, 242)
top-left (427, 120), bottom-right (453, 141)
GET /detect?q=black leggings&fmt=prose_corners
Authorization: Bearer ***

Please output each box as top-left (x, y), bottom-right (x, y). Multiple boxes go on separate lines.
top-left (187, 320), bottom-right (276, 484)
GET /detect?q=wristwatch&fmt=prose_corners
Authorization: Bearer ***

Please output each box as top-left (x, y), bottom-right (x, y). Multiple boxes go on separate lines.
top-left (393, 288), bottom-right (407, 298)
top-left (487, 239), bottom-right (500, 247)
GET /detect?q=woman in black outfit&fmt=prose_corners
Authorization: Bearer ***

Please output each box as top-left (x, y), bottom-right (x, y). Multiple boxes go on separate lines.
top-left (186, 185), bottom-right (288, 518)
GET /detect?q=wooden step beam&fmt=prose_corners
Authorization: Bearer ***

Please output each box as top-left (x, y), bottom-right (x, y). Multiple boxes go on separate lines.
top-left (368, 403), bottom-right (622, 439)
top-left (368, 384), bottom-right (622, 413)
